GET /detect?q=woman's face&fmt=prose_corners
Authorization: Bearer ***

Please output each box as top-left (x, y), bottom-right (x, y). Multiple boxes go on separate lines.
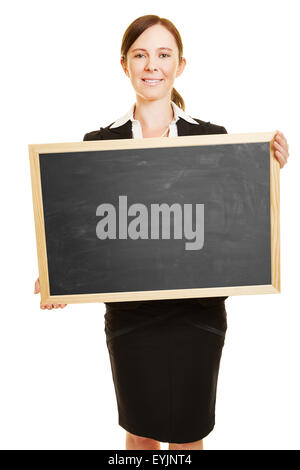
top-left (121, 24), bottom-right (186, 101)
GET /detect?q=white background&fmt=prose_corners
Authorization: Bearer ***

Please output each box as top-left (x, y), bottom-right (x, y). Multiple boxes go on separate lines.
top-left (1, 0), bottom-right (299, 450)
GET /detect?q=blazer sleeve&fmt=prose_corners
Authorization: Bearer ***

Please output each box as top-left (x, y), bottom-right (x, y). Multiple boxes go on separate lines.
top-left (213, 125), bottom-right (228, 134)
top-left (83, 130), bottom-right (103, 141)
top-left (204, 121), bottom-right (228, 135)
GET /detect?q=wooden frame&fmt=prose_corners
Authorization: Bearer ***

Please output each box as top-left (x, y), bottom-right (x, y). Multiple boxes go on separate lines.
top-left (29, 132), bottom-right (280, 304)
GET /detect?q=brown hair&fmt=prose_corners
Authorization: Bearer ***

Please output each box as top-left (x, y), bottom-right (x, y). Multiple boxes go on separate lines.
top-left (121, 15), bottom-right (185, 111)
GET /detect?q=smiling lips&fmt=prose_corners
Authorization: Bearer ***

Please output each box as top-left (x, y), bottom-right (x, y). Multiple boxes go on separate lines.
top-left (142, 79), bottom-right (163, 86)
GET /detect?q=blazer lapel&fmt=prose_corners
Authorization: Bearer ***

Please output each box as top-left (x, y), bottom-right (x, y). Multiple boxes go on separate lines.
top-left (176, 117), bottom-right (207, 136)
top-left (102, 117), bottom-right (205, 139)
top-left (101, 120), bottom-right (133, 140)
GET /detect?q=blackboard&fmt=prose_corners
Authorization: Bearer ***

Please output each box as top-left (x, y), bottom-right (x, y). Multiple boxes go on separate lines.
top-left (29, 132), bottom-right (280, 304)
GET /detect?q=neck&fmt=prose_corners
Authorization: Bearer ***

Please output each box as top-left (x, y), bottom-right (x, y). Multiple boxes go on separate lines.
top-left (133, 96), bottom-right (174, 131)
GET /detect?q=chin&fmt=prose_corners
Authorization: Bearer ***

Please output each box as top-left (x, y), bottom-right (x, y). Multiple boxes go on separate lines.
top-left (139, 89), bottom-right (167, 99)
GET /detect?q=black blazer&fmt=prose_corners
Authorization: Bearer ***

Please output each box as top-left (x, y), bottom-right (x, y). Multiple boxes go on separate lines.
top-left (83, 115), bottom-right (228, 308)
top-left (83, 116), bottom-right (227, 141)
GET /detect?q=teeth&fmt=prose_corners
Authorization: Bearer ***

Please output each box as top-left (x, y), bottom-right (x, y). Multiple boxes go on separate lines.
top-left (143, 79), bottom-right (162, 83)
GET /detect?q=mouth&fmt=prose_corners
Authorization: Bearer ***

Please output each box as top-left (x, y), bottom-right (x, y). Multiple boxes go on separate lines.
top-left (141, 79), bottom-right (164, 86)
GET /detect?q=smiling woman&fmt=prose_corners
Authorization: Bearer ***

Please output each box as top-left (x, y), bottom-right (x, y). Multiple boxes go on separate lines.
top-left (81, 14), bottom-right (229, 451)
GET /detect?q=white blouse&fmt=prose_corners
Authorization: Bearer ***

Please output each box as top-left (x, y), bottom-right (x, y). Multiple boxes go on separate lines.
top-left (109, 100), bottom-right (199, 139)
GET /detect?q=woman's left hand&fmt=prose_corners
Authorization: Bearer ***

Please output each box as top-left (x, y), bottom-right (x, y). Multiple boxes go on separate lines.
top-left (273, 130), bottom-right (289, 169)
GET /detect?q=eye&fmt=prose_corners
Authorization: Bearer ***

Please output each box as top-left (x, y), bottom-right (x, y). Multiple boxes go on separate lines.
top-left (134, 53), bottom-right (170, 58)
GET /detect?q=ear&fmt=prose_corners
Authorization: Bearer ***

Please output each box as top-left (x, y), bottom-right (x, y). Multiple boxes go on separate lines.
top-left (176, 57), bottom-right (186, 78)
top-left (120, 57), bottom-right (129, 77)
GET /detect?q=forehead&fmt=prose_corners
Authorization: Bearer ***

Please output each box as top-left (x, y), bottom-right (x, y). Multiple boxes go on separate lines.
top-left (129, 24), bottom-right (177, 52)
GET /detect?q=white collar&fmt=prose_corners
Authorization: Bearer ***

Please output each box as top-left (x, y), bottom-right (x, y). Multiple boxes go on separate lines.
top-left (109, 100), bottom-right (199, 128)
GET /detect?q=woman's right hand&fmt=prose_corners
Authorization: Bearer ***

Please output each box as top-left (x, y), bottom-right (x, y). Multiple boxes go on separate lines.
top-left (34, 277), bottom-right (67, 310)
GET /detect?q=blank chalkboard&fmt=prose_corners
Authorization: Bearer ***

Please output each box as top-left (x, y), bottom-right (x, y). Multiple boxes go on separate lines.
top-left (29, 132), bottom-right (280, 304)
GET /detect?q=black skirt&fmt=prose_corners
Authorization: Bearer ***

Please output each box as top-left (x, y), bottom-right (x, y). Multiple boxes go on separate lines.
top-left (104, 298), bottom-right (227, 444)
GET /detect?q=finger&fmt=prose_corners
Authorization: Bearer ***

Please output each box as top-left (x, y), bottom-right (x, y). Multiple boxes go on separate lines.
top-left (274, 149), bottom-right (287, 164)
top-left (34, 278), bottom-right (40, 294)
top-left (275, 134), bottom-right (288, 149)
top-left (274, 141), bottom-right (289, 161)
top-left (41, 303), bottom-right (54, 310)
top-left (275, 130), bottom-right (285, 139)
top-left (275, 132), bottom-right (289, 152)
top-left (274, 150), bottom-right (287, 168)
top-left (274, 140), bottom-right (286, 155)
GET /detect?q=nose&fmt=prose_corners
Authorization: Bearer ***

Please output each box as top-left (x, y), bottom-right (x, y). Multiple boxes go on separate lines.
top-left (145, 56), bottom-right (159, 72)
